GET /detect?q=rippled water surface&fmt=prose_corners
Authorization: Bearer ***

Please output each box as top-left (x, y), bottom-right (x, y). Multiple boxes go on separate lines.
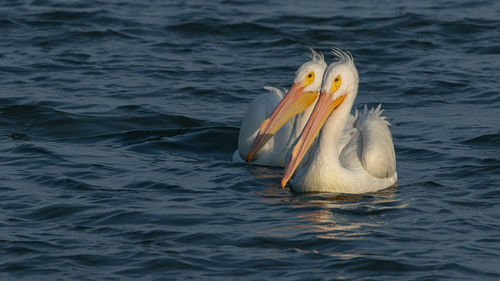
top-left (1, 0), bottom-right (500, 280)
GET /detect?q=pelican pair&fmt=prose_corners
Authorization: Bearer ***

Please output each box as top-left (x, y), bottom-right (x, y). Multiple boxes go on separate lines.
top-left (234, 49), bottom-right (397, 193)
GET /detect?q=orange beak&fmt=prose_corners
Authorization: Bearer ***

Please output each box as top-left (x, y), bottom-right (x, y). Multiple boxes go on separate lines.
top-left (246, 82), bottom-right (318, 162)
top-left (281, 91), bottom-right (346, 188)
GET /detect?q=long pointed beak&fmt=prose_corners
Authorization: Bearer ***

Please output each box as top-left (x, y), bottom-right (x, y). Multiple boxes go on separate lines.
top-left (281, 91), bottom-right (346, 188)
top-left (246, 82), bottom-right (318, 162)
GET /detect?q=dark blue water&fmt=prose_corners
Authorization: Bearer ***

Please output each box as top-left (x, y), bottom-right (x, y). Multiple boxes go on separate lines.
top-left (1, 0), bottom-right (500, 280)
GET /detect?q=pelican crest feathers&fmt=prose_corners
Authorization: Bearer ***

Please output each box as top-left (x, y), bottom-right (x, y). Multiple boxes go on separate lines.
top-left (308, 48), bottom-right (326, 66)
top-left (331, 48), bottom-right (354, 65)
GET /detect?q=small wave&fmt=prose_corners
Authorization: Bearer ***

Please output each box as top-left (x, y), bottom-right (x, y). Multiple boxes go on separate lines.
top-left (166, 19), bottom-right (283, 39)
top-left (127, 125), bottom-right (238, 155)
top-left (0, 104), bottom-right (205, 141)
top-left (461, 133), bottom-right (500, 146)
top-left (22, 204), bottom-right (94, 221)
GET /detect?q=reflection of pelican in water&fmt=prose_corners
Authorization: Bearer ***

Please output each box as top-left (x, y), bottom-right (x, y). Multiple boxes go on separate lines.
top-left (255, 185), bottom-right (405, 242)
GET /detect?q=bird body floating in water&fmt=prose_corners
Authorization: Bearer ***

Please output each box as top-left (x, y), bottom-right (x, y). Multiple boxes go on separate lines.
top-left (281, 49), bottom-right (397, 193)
top-left (233, 49), bottom-right (326, 167)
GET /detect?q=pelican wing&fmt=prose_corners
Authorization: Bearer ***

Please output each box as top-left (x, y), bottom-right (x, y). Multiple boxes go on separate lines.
top-left (356, 105), bottom-right (396, 179)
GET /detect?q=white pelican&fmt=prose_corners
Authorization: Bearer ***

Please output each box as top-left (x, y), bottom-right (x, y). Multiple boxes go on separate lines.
top-left (281, 49), bottom-right (397, 193)
top-left (232, 49), bottom-right (327, 167)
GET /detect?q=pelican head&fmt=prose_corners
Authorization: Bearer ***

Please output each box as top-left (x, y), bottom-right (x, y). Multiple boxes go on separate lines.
top-left (321, 50), bottom-right (358, 105)
top-left (246, 49), bottom-right (327, 162)
top-left (281, 49), bottom-right (359, 187)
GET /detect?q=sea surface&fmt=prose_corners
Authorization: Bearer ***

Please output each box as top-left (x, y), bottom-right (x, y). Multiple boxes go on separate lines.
top-left (1, 0), bottom-right (500, 280)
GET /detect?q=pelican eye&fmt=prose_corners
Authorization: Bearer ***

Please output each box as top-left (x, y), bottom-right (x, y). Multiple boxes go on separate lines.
top-left (331, 75), bottom-right (342, 92)
top-left (303, 71), bottom-right (315, 86)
